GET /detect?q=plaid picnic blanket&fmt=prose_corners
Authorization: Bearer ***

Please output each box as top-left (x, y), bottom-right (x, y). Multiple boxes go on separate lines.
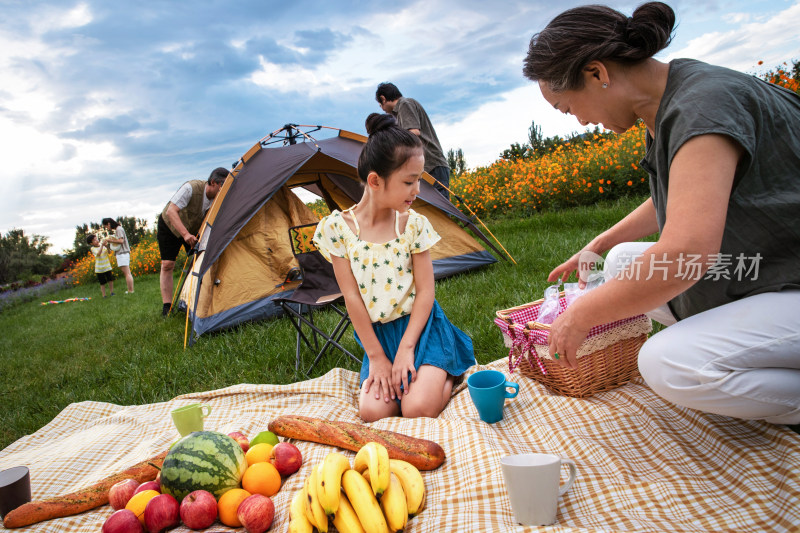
top-left (1, 359), bottom-right (798, 532)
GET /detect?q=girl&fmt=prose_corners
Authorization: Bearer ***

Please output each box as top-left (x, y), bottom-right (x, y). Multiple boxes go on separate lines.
top-left (102, 218), bottom-right (134, 294)
top-left (314, 113), bottom-right (475, 422)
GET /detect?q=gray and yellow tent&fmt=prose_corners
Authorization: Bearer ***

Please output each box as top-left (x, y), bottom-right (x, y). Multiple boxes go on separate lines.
top-left (179, 124), bottom-right (503, 344)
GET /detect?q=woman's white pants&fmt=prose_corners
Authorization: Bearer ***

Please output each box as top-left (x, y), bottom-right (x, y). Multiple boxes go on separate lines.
top-left (605, 242), bottom-right (800, 424)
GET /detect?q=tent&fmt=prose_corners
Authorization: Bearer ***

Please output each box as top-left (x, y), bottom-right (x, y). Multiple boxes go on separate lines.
top-left (179, 124), bottom-right (503, 344)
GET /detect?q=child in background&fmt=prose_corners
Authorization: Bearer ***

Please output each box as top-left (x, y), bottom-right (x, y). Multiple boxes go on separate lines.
top-left (86, 234), bottom-right (115, 298)
top-left (314, 113), bottom-right (476, 422)
top-left (102, 218), bottom-right (134, 294)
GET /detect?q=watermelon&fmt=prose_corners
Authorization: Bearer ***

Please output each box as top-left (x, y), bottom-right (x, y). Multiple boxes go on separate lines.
top-left (160, 431), bottom-right (247, 500)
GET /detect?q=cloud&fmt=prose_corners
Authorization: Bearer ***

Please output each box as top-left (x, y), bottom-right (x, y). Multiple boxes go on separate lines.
top-left (666, 2), bottom-right (800, 71)
top-left (30, 2), bottom-right (93, 34)
top-left (2, 0), bottom-right (798, 254)
top-left (61, 115), bottom-right (142, 140)
top-left (437, 86), bottom-right (587, 168)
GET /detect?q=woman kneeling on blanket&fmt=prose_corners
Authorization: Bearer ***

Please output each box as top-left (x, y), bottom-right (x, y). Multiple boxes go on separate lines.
top-left (525, 2), bottom-right (800, 426)
top-left (314, 113), bottom-right (476, 422)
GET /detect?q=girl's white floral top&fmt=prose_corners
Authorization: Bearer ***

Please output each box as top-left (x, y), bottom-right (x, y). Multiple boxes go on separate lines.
top-left (314, 209), bottom-right (440, 323)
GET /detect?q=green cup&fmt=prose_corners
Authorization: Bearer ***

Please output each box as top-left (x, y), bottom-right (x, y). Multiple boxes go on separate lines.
top-left (171, 403), bottom-right (211, 436)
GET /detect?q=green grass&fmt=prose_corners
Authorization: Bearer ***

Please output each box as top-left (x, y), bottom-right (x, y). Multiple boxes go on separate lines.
top-left (0, 196), bottom-right (650, 451)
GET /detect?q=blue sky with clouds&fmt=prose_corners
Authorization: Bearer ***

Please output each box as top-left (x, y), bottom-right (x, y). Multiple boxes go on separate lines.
top-left (2, 0), bottom-right (798, 253)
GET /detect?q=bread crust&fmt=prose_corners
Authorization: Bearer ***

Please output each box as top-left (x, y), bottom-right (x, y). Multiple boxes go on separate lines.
top-left (2, 450), bottom-right (167, 529)
top-left (268, 415), bottom-right (445, 470)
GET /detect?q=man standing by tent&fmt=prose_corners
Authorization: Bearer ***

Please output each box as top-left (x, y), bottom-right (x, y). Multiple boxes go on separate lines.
top-left (376, 82), bottom-right (451, 198)
top-left (158, 167), bottom-right (228, 316)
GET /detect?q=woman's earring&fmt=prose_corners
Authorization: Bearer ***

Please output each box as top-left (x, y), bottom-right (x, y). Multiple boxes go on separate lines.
top-left (602, 82), bottom-right (608, 89)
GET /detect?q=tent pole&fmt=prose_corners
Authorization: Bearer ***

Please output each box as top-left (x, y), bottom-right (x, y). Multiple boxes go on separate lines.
top-left (168, 251), bottom-right (192, 315)
top-left (183, 253), bottom-right (199, 350)
top-left (431, 179), bottom-right (517, 265)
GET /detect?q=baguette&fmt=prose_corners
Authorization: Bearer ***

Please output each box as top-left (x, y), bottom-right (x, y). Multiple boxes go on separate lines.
top-left (2, 450), bottom-right (167, 529)
top-left (268, 416), bottom-right (445, 470)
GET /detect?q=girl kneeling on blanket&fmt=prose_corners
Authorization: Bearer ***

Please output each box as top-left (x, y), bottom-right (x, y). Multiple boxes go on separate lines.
top-left (314, 113), bottom-right (476, 422)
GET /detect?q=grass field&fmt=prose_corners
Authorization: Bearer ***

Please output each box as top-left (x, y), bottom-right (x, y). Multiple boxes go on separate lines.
top-left (0, 196), bottom-right (653, 451)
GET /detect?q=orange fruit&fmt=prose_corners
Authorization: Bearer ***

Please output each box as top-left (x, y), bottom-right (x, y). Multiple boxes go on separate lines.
top-left (218, 488), bottom-right (252, 527)
top-left (245, 442), bottom-right (274, 466)
top-left (242, 461), bottom-right (282, 497)
top-left (124, 489), bottom-right (160, 525)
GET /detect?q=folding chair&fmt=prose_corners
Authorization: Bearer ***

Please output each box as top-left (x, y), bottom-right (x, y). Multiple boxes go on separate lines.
top-left (276, 223), bottom-right (360, 376)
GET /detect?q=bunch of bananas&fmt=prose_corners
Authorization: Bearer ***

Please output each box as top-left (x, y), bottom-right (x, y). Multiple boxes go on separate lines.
top-left (288, 442), bottom-right (426, 533)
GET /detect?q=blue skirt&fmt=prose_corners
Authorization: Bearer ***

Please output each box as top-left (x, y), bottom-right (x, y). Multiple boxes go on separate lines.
top-left (355, 300), bottom-right (476, 386)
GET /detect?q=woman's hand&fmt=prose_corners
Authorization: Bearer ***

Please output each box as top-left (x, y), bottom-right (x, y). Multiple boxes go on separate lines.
top-left (547, 250), bottom-right (583, 285)
top-left (548, 238), bottom-right (606, 289)
top-left (363, 353), bottom-right (395, 402)
top-left (547, 306), bottom-right (592, 370)
top-left (391, 345), bottom-right (417, 398)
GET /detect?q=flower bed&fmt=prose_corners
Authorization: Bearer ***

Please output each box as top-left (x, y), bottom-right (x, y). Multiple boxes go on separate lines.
top-left (451, 122), bottom-right (650, 216)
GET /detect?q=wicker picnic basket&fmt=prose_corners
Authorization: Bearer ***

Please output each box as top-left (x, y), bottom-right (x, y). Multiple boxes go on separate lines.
top-left (494, 293), bottom-right (652, 398)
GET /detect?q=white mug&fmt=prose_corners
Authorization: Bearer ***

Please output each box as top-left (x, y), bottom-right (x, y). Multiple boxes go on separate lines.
top-left (500, 453), bottom-right (577, 526)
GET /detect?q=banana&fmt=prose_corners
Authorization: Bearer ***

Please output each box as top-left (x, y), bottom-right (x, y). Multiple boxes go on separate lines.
top-left (301, 479), bottom-right (319, 530)
top-left (289, 490), bottom-right (314, 533)
top-left (318, 452), bottom-right (351, 516)
top-left (380, 472), bottom-right (408, 533)
top-left (353, 441), bottom-right (390, 498)
top-left (332, 492), bottom-right (366, 533)
top-left (389, 459), bottom-right (425, 517)
top-left (342, 469), bottom-right (389, 533)
top-left (304, 465), bottom-right (329, 532)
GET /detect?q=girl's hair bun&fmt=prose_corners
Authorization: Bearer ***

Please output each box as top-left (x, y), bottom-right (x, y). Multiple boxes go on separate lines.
top-left (365, 112), bottom-right (398, 135)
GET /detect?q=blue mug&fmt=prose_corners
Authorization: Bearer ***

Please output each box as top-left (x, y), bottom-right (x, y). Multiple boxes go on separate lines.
top-left (467, 369), bottom-right (519, 423)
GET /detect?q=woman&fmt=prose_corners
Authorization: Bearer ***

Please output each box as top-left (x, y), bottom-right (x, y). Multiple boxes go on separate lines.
top-left (523, 2), bottom-right (800, 425)
top-left (102, 218), bottom-right (134, 294)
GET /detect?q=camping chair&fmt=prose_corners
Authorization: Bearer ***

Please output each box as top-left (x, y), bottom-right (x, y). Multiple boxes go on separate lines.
top-left (277, 223), bottom-right (360, 376)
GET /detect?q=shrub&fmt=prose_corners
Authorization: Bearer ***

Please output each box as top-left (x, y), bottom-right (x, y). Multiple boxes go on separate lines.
top-left (0, 277), bottom-right (73, 313)
top-left (758, 59), bottom-right (799, 94)
top-left (451, 122), bottom-right (650, 216)
top-left (306, 199), bottom-right (328, 219)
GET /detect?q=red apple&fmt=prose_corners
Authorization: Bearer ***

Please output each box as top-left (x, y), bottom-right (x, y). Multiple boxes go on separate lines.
top-left (228, 431), bottom-right (250, 453)
top-left (109, 479), bottom-right (140, 510)
top-left (180, 490), bottom-right (218, 530)
top-left (134, 481), bottom-right (160, 495)
top-left (144, 494), bottom-right (179, 533)
top-left (102, 509), bottom-right (144, 533)
top-left (236, 494), bottom-right (275, 533)
top-left (270, 442), bottom-right (302, 476)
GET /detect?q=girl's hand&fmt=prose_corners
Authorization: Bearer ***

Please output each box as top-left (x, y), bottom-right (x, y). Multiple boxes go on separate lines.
top-left (391, 346), bottom-right (417, 397)
top-left (364, 354), bottom-right (395, 402)
top-left (547, 307), bottom-right (592, 371)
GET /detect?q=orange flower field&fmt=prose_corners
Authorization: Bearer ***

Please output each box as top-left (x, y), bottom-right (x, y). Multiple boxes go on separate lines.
top-left (450, 122), bottom-right (650, 216)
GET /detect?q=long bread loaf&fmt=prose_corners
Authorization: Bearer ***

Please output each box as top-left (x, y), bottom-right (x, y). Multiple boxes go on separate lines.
top-left (268, 415), bottom-right (445, 470)
top-left (2, 450), bottom-right (167, 529)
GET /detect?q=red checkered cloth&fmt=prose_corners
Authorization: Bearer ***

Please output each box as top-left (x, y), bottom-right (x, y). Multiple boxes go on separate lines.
top-left (494, 296), bottom-right (649, 375)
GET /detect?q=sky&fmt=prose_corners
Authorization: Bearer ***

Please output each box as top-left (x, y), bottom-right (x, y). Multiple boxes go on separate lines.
top-left (1, 0), bottom-right (798, 254)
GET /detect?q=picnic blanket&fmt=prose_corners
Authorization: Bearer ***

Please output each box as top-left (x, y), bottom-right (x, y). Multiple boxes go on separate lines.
top-left (1, 359), bottom-right (798, 532)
